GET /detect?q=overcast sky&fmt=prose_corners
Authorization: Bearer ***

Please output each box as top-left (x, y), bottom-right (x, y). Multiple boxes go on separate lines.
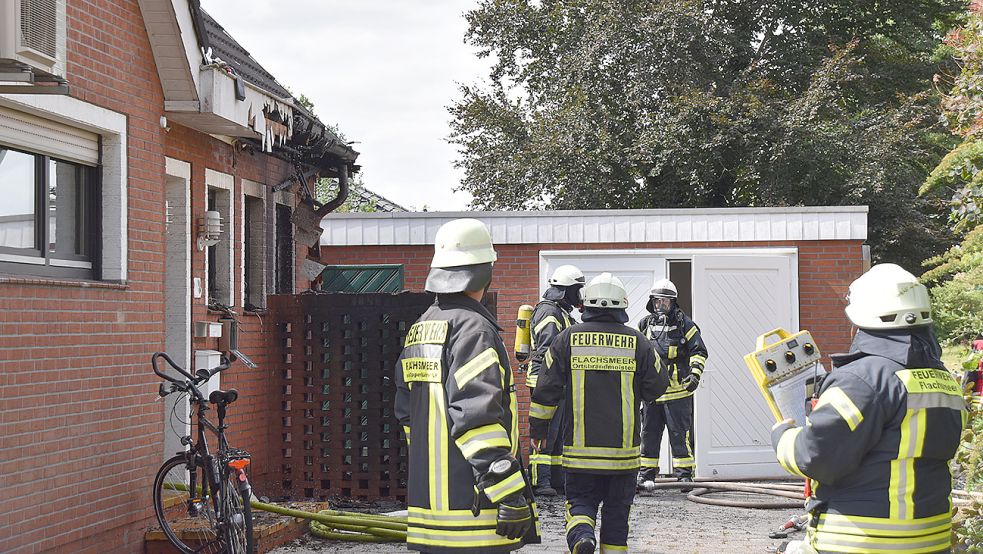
top-left (200, 0), bottom-right (489, 211)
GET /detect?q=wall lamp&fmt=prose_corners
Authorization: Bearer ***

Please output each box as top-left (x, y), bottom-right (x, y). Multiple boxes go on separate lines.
top-left (197, 210), bottom-right (223, 251)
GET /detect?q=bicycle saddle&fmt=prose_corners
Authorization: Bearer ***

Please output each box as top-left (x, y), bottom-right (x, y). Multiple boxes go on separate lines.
top-left (208, 389), bottom-right (239, 406)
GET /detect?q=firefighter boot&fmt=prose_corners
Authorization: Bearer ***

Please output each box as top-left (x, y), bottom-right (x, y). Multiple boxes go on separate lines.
top-left (571, 536), bottom-right (597, 554)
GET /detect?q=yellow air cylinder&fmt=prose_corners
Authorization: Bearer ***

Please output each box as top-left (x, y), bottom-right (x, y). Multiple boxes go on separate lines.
top-left (514, 304), bottom-right (534, 362)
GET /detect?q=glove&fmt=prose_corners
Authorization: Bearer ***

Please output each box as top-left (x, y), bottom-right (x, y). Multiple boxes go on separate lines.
top-left (682, 372), bottom-right (701, 392)
top-left (496, 492), bottom-right (533, 539)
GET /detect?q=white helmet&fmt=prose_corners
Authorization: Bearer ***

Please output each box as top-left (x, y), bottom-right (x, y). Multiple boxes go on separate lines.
top-left (426, 219), bottom-right (497, 294)
top-left (549, 265), bottom-right (586, 287)
top-left (430, 218), bottom-right (497, 269)
top-left (650, 278), bottom-right (677, 299)
top-left (845, 263), bottom-right (932, 330)
top-left (583, 273), bottom-right (628, 309)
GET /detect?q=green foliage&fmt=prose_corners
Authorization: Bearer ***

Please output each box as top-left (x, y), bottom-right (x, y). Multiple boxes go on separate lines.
top-left (450, 0), bottom-right (963, 270)
top-left (315, 173), bottom-right (378, 213)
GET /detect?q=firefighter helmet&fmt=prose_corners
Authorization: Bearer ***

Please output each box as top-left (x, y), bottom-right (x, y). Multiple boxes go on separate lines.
top-left (549, 265), bottom-right (586, 287)
top-left (583, 273), bottom-right (628, 309)
top-left (650, 278), bottom-right (678, 299)
top-left (426, 219), bottom-right (496, 293)
top-left (845, 263), bottom-right (932, 329)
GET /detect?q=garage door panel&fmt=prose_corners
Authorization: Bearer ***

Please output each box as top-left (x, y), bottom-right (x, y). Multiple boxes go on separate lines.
top-left (694, 255), bottom-right (795, 478)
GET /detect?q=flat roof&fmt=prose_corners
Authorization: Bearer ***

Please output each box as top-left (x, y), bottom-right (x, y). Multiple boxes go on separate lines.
top-left (321, 206), bottom-right (868, 246)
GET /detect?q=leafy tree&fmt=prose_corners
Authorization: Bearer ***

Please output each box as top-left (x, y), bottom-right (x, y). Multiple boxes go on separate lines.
top-left (315, 172), bottom-right (378, 213)
top-left (450, 0), bottom-right (963, 269)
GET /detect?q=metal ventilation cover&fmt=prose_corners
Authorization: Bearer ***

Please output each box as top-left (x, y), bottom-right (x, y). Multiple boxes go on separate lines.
top-left (19, 0), bottom-right (57, 59)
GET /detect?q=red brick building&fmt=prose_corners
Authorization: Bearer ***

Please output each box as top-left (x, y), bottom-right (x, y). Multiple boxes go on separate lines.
top-left (0, 1), bottom-right (356, 552)
top-left (320, 208), bottom-right (868, 479)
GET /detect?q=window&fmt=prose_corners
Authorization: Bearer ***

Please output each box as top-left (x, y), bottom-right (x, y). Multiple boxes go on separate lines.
top-left (206, 186), bottom-right (232, 306)
top-left (243, 194), bottom-right (266, 309)
top-left (0, 146), bottom-right (99, 279)
top-left (275, 203), bottom-right (294, 294)
top-left (667, 259), bottom-right (693, 315)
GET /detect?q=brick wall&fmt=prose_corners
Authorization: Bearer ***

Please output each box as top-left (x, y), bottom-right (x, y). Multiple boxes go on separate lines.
top-left (0, 2), bottom-right (301, 552)
top-left (322, 239), bottom-right (865, 447)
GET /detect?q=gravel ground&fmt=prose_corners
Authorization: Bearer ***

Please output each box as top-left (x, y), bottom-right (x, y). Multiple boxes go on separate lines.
top-left (270, 488), bottom-right (800, 554)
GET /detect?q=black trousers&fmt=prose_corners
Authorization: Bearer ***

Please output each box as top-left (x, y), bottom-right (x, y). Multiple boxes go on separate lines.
top-left (530, 396), bottom-right (566, 490)
top-left (564, 471), bottom-right (637, 551)
top-left (639, 395), bottom-right (695, 480)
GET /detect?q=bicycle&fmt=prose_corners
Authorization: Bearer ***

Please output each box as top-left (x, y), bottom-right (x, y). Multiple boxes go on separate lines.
top-left (152, 352), bottom-right (254, 554)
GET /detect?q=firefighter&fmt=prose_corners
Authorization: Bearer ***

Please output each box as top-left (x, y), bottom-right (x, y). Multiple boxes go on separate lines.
top-left (773, 263), bottom-right (966, 554)
top-left (637, 278), bottom-right (708, 489)
top-left (527, 264), bottom-right (585, 497)
top-left (395, 218), bottom-right (540, 554)
top-left (529, 273), bottom-right (668, 554)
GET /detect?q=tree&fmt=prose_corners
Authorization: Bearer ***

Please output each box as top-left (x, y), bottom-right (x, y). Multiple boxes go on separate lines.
top-left (315, 172), bottom-right (379, 213)
top-left (449, 0), bottom-right (962, 269)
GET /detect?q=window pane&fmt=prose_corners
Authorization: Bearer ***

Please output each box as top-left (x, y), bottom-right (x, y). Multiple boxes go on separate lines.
top-left (0, 148), bottom-right (37, 250)
top-left (49, 159), bottom-right (88, 257)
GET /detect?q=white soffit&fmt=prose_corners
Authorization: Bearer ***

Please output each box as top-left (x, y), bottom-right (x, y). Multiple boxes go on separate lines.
top-left (320, 207), bottom-right (868, 246)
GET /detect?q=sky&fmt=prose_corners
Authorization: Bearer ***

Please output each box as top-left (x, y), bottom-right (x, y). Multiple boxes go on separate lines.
top-left (200, 0), bottom-right (491, 211)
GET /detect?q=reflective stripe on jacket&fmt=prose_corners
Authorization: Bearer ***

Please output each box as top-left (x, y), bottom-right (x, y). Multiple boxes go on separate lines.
top-left (527, 300), bottom-right (576, 388)
top-left (395, 294), bottom-right (540, 553)
top-left (529, 315), bottom-right (669, 474)
top-left (638, 312), bottom-right (707, 402)
top-left (771, 329), bottom-right (966, 554)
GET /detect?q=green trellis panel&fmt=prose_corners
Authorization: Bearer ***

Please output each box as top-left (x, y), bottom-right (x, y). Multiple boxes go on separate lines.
top-left (319, 265), bottom-right (404, 293)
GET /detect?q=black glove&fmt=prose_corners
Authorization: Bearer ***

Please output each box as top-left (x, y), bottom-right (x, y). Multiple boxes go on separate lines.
top-left (682, 372), bottom-right (701, 392)
top-left (496, 492), bottom-right (533, 539)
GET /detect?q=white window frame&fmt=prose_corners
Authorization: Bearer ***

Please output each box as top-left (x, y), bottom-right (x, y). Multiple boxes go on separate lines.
top-left (0, 94), bottom-right (128, 281)
top-left (205, 168), bottom-right (234, 306)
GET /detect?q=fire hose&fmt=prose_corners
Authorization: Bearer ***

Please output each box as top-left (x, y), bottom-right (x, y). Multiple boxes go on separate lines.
top-left (250, 499), bottom-right (407, 542)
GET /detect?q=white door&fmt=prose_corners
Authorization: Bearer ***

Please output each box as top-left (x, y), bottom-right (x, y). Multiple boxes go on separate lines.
top-left (693, 255), bottom-right (797, 479)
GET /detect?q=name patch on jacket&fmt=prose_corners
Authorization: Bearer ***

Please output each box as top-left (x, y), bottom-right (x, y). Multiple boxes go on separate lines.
top-left (897, 368), bottom-right (961, 396)
top-left (570, 332), bottom-right (636, 350)
top-left (571, 354), bottom-right (637, 372)
top-left (402, 357), bottom-right (442, 383)
top-left (404, 320), bottom-right (448, 347)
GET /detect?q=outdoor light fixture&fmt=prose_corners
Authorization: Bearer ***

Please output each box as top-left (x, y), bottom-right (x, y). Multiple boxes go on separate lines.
top-left (197, 210), bottom-right (223, 251)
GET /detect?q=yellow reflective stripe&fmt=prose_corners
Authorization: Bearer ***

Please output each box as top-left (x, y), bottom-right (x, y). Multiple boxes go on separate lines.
top-left (454, 348), bottom-right (499, 388)
top-left (407, 528), bottom-right (520, 548)
top-left (813, 527), bottom-right (951, 553)
top-left (685, 326), bottom-right (698, 340)
top-left (428, 383), bottom-right (449, 511)
top-left (815, 387), bottom-right (864, 431)
top-left (526, 373), bottom-right (538, 388)
top-left (690, 355), bottom-right (706, 367)
top-left (657, 388), bottom-right (694, 402)
top-left (544, 349), bottom-right (553, 368)
top-left (668, 345), bottom-right (678, 359)
top-left (408, 507), bottom-right (498, 527)
top-left (483, 469), bottom-right (525, 503)
top-left (672, 456), bottom-right (695, 468)
top-left (456, 424), bottom-right (510, 459)
top-left (600, 544), bottom-right (628, 553)
top-left (565, 503), bottom-right (595, 532)
top-left (403, 425), bottom-right (411, 445)
top-left (529, 453), bottom-right (562, 465)
top-left (529, 401), bottom-right (557, 420)
top-left (776, 427), bottom-right (807, 478)
top-left (640, 457), bottom-right (660, 468)
top-left (621, 370), bottom-right (634, 449)
top-left (573, 369), bottom-right (585, 446)
top-left (817, 511), bottom-right (952, 537)
top-left (506, 366), bottom-right (519, 457)
top-left (534, 316), bottom-right (561, 335)
top-left (891, 408), bottom-right (926, 520)
top-left (564, 445), bottom-right (640, 458)
top-left (562, 456), bottom-right (641, 471)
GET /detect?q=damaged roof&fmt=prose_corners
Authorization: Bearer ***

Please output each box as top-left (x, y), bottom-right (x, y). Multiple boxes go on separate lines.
top-left (197, 8), bottom-right (292, 100)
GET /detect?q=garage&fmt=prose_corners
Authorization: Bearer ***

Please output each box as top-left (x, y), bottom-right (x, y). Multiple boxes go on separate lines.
top-left (320, 206), bottom-right (868, 479)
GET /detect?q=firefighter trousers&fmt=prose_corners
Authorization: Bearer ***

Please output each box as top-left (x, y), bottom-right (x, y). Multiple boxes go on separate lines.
top-left (530, 395), bottom-right (566, 491)
top-left (564, 471), bottom-right (637, 552)
top-left (640, 395), bottom-right (695, 481)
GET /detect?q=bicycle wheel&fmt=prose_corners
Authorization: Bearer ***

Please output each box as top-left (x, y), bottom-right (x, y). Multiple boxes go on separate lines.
top-left (221, 468), bottom-right (254, 554)
top-left (153, 455), bottom-right (224, 554)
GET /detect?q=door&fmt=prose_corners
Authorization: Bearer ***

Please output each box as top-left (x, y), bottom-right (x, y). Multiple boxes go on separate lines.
top-left (692, 255), bottom-right (796, 478)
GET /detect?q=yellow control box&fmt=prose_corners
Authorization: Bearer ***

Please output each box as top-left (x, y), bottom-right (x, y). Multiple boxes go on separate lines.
top-left (744, 328), bottom-right (822, 423)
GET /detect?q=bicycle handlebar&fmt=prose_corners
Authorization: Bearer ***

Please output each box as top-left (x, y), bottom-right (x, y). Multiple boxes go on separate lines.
top-left (153, 351), bottom-right (232, 388)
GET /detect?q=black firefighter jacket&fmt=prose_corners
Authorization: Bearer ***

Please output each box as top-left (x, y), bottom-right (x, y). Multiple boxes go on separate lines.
top-left (526, 299), bottom-right (577, 389)
top-left (638, 309), bottom-right (708, 403)
top-left (395, 294), bottom-right (540, 554)
top-left (770, 329), bottom-right (967, 554)
top-left (529, 310), bottom-right (669, 473)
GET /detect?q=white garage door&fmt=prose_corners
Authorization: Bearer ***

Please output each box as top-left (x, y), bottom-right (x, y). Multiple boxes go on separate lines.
top-left (693, 255), bottom-right (796, 479)
top-left (542, 249), bottom-right (798, 479)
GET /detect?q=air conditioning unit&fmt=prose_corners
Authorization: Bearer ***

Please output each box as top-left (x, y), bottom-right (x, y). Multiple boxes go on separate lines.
top-left (0, 0), bottom-right (64, 79)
